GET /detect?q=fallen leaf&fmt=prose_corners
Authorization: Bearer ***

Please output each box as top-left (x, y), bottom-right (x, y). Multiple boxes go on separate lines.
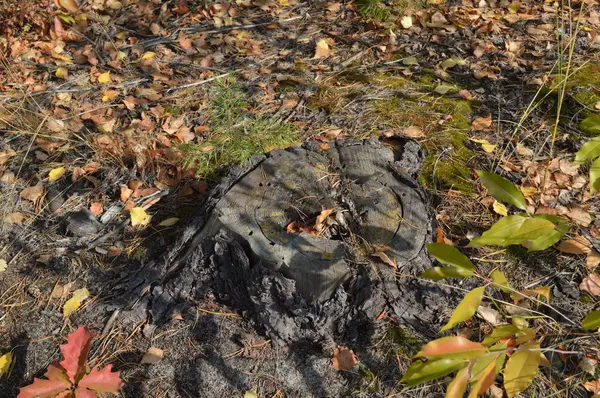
top-left (476, 305), bottom-right (501, 325)
top-left (579, 357), bottom-right (598, 375)
top-left (472, 115), bottom-right (493, 130)
top-left (89, 203), bottom-right (103, 216)
top-left (141, 51), bottom-right (156, 59)
top-left (557, 238), bottom-right (591, 254)
top-left (63, 288), bottom-right (90, 317)
top-left (158, 217), bottom-right (179, 227)
top-left (567, 208), bottom-right (592, 227)
top-left (371, 251), bottom-right (397, 269)
top-left (400, 15), bottom-right (413, 29)
top-left (140, 347), bottom-right (164, 364)
top-left (402, 126), bottom-right (425, 138)
top-left (584, 379), bottom-right (600, 394)
top-left (332, 347), bottom-right (358, 370)
top-left (20, 186), bottom-right (45, 202)
top-left (458, 89), bottom-right (473, 99)
top-left (4, 212), bottom-right (24, 225)
top-left (120, 186), bottom-right (133, 202)
top-left (0, 352), bottom-right (12, 377)
top-left (470, 138), bottom-right (496, 153)
top-left (314, 39), bottom-right (333, 59)
top-left (98, 72), bottom-right (111, 84)
top-left (580, 273), bottom-right (600, 296)
top-left (49, 167), bottom-right (66, 182)
top-left (315, 208), bottom-right (335, 232)
top-left (130, 207), bottom-right (151, 226)
top-left (587, 251), bottom-right (600, 270)
top-left (56, 67), bottom-right (68, 79)
top-left (59, 0), bottom-right (80, 13)
top-left (493, 201), bottom-right (508, 216)
top-left (0, 259), bottom-right (7, 272)
top-left (516, 143), bottom-right (533, 158)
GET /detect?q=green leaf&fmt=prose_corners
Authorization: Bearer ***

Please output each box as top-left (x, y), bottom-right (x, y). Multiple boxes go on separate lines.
top-left (469, 355), bottom-right (499, 398)
top-left (580, 114), bottom-right (600, 135)
top-left (426, 243), bottom-right (474, 271)
top-left (401, 356), bottom-right (468, 387)
top-left (525, 214), bottom-right (568, 252)
top-left (590, 157), bottom-right (600, 194)
top-left (441, 287), bottom-right (485, 331)
top-left (503, 343), bottom-right (541, 398)
top-left (476, 170), bottom-right (527, 210)
top-left (468, 216), bottom-right (555, 248)
top-left (574, 136), bottom-right (600, 165)
top-left (582, 311), bottom-right (600, 331)
top-left (514, 328), bottom-right (537, 345)
top-left (482, 324), bottom-right (520, 346)
top-left (490, 270), bottom-right (512, 293)
top-left (420, 266), bottom-right (473, 281)
top-left (446, 366), bottom-right (469, 398)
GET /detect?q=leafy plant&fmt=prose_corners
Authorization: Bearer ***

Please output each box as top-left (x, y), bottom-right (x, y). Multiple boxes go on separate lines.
top-left (573, 125), bottom-right (600, 193)
top-left (467, 170), bottom-right (568, 251)
top-left (411, 243), bottom-right (555, 397)
top-left (18, 326), bottom-right (123, 398)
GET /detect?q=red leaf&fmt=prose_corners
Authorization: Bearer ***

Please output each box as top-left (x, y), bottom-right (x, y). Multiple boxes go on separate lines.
top-left (17, 377), bottom-right (71, 398)
top-left (74, 387), bottom-right (97, 398)
top-left (59, 326), bottom-right (96, 384)
top-left (78, 365), bottom-right (123, 393)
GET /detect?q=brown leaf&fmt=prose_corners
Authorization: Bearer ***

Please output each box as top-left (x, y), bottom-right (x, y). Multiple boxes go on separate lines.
top-left (315, 208), bottom-right (335, 232)
top-left (141, 347), bottom-right (164, 365)
top-left (472, 115), bottom-right (493, 130)
top-left (120, 185), bottom-right (133, 202)
top-left (583, 379), bottom-right (600, 394)
top-left (402, 126), bottom-right (425, 138)
top-left (332, 347), bottom-right (358, 370)
top-left (457, 89), bottom-right (473, 99)
top-left (4, 212), bottom-right (24, 225)
top-left (314, 39), bottom-right (333, 59)
top-left (587, 251), bottom-right (600, 270)
top-left (371, 251), bottom-right (397, 269)
top-left (557, 238), bottom-right (592, 254)
top-left (20, 186), bottom-right (45, 202)
top-left (567, 208), bottom-right (592, 227)
top-left (59, 0), bottom-right (80, 13)
top-left (580, 273), bottom-right (600, 296)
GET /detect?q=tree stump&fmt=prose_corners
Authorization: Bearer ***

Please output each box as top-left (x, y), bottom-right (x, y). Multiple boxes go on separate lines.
top-left (141, 138), bottom-right (455, 345)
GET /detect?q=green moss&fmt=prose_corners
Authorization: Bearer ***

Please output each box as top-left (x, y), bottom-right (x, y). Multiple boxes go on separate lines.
top-left (387, 326), bottom-right (423, 357)
top-left (180, 77), bottom-right (300, 179)
top-left (308, 85), bottom-right (362, 113)
top-left (356, 0), bottom-right (391, 21)
top-left (552, 63), bottom-right (600, 117)
top-left (369, 91), bottom-right (474, 191)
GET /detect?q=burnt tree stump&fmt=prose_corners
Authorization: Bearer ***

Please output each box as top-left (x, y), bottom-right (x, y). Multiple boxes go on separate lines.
top-left (115, 139), bottom-right (457, 346)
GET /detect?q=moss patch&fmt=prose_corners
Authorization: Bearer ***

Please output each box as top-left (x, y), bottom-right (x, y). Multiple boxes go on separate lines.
top-left (552, 63), bottom-right (600, 118)
top-left (180, 77), bottom-right (300, 179)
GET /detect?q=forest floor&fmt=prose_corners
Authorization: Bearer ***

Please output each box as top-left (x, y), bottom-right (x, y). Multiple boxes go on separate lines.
top-left (1, 0), bottom-right (600, 397)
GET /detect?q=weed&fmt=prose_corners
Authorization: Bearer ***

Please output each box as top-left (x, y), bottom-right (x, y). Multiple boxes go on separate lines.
top-left (179, 77), bottom-right (300, 179)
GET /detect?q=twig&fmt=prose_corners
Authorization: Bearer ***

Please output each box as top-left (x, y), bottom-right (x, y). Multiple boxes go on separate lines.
top-left (165, 72), bottom-right (231, 93)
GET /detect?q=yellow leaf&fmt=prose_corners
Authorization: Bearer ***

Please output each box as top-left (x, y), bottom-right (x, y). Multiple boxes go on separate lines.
top-left (63, 288), bottom-right (89, 318)
top-left (98, 72), bottom-right (111, 84)
top-left (59, 0), bottom-right (80, 13)
top-left (108, 0), bottom-right (123, 9)
top-left (102, 95), bottom-right (110, 102)
top-left (48, 167), bottom-right (66, 182)
top-left (130, 207), bottom-right (150, 226)
top-left (504, 343), bottom-right (541, 397)
top-left (56, 67), bottom-right (68, 79)
top-left (0, 259), bottom-right (6, 272)
top-left (520, 186), bottom-right (537, 197)
top-left (280, 0), bottom-right (290, 6)
top-left (117, 51), bottom-right (127, 60)
top-left (0, 352), bottom-right (12, 377)
top-left (400, 15), bottom-right (413, 29)
top-left (141, 51), bottom-right (156, 59)
top-left (492, 201), bottom-right (508, 216)
top-left (158, 217), bottom-right (180, 227)
top-left (442, 287), bottom-right (485, 331)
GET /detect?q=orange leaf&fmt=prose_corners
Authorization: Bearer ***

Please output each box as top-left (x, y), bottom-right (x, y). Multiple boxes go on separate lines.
top-left (59, 326), bottom-right (96, 383)
top-left (332, 347), bottom-right (358, 370)
top-left (78, 364), bottom-right (123, 393)
top-left (17, 377), bottom-right (71, 398)
top-left (416, 336), bottom-right (485, 358)
top-left (471, 115), bottom-right (493, 130)
top-left (557, 238), bottom-right (591, 254)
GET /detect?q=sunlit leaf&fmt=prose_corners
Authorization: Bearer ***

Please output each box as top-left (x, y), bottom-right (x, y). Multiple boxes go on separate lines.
top-left (141, 51), bottom-right (156, 59)
top-left (476, 171), bottom-right (526, 210)
top-left (59, 0), bottom-right (80, 13)
top-left (468, 216), bottom-right (555, 248)
top-left (482, 324), bottom-right (520, 346)
top-left (445, 366), bottom-right (469, 398)
top-left (130, 207), bottom-right (150, 226)
top-left (468, 356), bottom-right (498, 398)
top-left (59, 326), bottom-right (95, 383)
top-left (98, 72), bottom-right (111, 84)
top-left (158, 217), bottom-right (180, 227)
top-left (582, 311), bottom-right (600, 331)
top-left (580, 114), bottom-right (600, 135)
top-left (416, 336), bottom-right (486, 359)
top-left (401, 356), bottom-right (468, 387)
top-left (504, 343), bottom-right (541, 398)
top-left (442, 287), bottom-right (485, 331)
top-left (426, 243), bottom-right (474, 271)
top-left (63, 288), bottom-right (89, 318)
top-left (574, 136), bottom-right (600, 165)
top-left (490, 269), bottom-right (511, 293)
top-left (0, 352), bottom-right (12, 378)
top-left (49, 167), bottom-right (66, 182)
top-left (492, 201), bottom-right (507, 216)
top-left (56, 67), bottom-right (68, 79)
top-left (590, 157), bottom-right (600, 194)
top-left (78, 364), bottom-right (123, 393)
top-left (420, 266), bottom-right (473, 281)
